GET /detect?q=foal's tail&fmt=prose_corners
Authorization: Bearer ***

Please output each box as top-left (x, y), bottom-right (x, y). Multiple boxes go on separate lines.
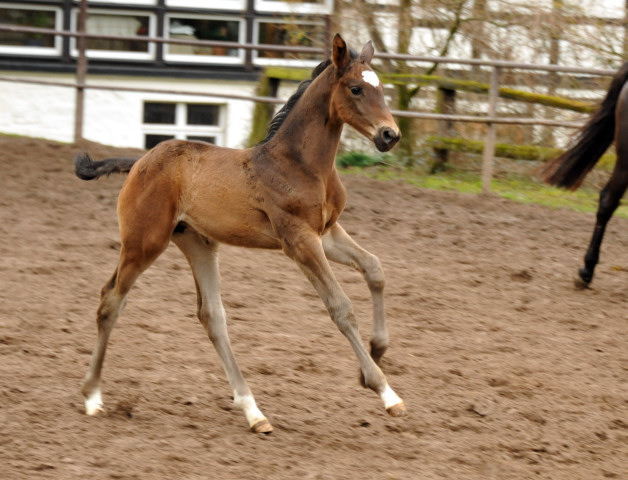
top-left (542, 61), bottom-right (628, 190)
top-left (74, 152), bottom-right (138, 180)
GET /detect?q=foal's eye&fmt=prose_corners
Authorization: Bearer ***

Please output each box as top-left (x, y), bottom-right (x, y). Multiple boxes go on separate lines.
top-left (350, 86), bottom-right (362, 96)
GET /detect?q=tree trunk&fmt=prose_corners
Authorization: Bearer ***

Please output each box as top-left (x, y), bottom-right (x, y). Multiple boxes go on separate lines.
top-left (624, 0), bottom-right (628, 58)
top-left (396, 0), bottom-right (415, 164)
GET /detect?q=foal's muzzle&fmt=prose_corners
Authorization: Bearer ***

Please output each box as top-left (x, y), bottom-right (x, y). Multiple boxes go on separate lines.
top-left (374, 126), bottom-right (401, 152)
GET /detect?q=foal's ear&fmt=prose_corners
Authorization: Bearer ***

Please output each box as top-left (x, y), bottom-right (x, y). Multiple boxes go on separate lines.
top-left (359, 40), bottom-right (375, 65)
top-left (332, 33), bottom-right (350, 74)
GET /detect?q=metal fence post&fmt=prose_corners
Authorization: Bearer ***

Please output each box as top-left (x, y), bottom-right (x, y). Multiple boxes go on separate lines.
top-left (481, 66), bottom-right (499, 194)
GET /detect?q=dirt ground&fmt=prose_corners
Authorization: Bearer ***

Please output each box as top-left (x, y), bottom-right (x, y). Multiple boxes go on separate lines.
top-left (1, 134), bottom-right (627, 480)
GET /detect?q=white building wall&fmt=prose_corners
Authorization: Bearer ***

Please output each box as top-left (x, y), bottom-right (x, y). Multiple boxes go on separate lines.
top-left (0, 75), bottom-right (76, 143)
top-left (0, 72), bottom-right (258, 149)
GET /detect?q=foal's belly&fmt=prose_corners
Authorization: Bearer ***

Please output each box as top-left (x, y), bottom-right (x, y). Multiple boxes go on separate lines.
top-left (181, 207), bottom-right (282, 250)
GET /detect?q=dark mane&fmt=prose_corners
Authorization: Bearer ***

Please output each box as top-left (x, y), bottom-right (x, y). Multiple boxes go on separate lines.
top-left (259, 59), bottom-right (332, 144)
top-left (259, 50), bottom-right (358, 144)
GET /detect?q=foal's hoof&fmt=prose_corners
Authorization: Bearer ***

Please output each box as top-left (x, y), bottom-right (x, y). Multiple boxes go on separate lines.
top-left (85, 404), bottom-right (105, 416)
top-left (251, 419), bottom-right (273, 434)
top-left (386, 402), bottom-right (407, 417)
top-left (84, 391), bottom-right (104, 416)
top-left (370, 342), bottom-right (387, 366)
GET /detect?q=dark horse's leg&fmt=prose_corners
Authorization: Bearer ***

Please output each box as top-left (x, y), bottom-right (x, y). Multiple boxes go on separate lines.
top-left (543, 63), bottom-right (628, 287)
top-left (578, 141), bottom-right (628, 287)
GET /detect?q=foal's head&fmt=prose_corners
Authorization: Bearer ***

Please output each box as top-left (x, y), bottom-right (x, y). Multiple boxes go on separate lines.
top-left (330, 34), bottom-right (401, 152)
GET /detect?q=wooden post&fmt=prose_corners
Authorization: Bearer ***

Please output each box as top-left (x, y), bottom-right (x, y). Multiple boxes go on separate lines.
top-left (74, 0), bottom-right (88, 144)
top-left (481, 66), bottom-right (499, 194)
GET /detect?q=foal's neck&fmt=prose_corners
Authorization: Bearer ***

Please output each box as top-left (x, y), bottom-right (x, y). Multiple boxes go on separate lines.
top-left (263, 67), bottom-right (342, 178)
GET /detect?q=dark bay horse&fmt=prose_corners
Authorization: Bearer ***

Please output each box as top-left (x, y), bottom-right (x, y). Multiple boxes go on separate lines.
top-left (75, 34), bottom-right (406, 433)
top-left (542, 61), bottom-right (628, 288)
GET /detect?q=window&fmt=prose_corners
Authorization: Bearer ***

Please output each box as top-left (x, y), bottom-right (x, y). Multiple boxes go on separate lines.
top-left (0, 4), bottom-right (62, 56)
top-left (187, 104), bottom-right (220, 126)
top-left (71, 9), bottom-right (156, 60)
top-left (143, 102), bottom-right (175, 124)
top-left (166, 0), bottom-right (245, 9)
top-left (255, 0), bottom-right (333, 14)
top-left (145, 134), bottom-right (175, 149)
top-left (164, 14), bottom-right (244, 64)
top-left (88, 0), bottom-right (157, 4)
top-left (254, 20), bottom-right (326, 66)
top-left (142, 102), bottom-right (223, 149)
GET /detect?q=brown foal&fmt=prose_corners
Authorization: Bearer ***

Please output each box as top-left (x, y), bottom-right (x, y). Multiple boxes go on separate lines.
top-left (77, 34), bottom-right (406, 433)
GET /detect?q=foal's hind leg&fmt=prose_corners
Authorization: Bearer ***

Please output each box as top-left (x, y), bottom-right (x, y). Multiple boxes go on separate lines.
top-left (578, 145), bottom-right (628, 287)
top-left (171, 228), bottom-right (272, 433)
top-left (81, 174), bottom-right (174, 415)
top-left (322, 223), bottom-right (389, 376)
top-left (81, 246), bottom-right (164, 415)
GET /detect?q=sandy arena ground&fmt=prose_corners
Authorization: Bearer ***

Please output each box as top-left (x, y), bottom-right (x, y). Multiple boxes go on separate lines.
top-left (0, 135), bottom-right (627, 479)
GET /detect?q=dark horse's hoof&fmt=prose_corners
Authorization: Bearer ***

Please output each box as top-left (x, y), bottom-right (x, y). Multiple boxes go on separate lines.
top-left (574, 268), bottom-right (592, 289)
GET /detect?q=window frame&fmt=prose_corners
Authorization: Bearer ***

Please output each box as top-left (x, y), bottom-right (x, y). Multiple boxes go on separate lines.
top-left (0, 3), bottom-right (63, 57)
top-left (163, 13), bottom-right (245, 65)
top-left (87, 0), bottom-right (157, 4)
top-left (69, 8), bottom-right (157, 61)
top-left (142, 101), bottom-right (225, 148)
top-left (254, 0), bottom-right (333, 14)
top-left (252, 18), bottom-right (326, 67)
top-left (166, 0), bottom-right (246, 9)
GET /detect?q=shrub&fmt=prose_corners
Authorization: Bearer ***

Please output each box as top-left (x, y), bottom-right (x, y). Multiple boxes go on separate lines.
top-left (336, 151), bottom-right (389, 168)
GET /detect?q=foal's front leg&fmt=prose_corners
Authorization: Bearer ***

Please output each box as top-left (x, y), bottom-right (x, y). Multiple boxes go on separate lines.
top-left (284, 229), bottom-right (406, 417)
top-left (322, 223), bottom-right (388, 372)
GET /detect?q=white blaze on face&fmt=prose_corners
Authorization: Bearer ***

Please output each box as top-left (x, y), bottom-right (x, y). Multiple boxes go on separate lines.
top-left (362, 70), bottom-right (380, 88)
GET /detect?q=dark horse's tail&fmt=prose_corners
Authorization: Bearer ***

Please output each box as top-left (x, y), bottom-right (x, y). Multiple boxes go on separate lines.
top-left (542, 61), bottom-right (628, 190)
top-left (74, 152), bottom-right (138, 180)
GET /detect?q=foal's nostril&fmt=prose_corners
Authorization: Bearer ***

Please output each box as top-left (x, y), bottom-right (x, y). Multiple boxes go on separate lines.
top-left (382, 127), bottom-right (399, 143)
top-left (374, 126), bottom-right (400, 152)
